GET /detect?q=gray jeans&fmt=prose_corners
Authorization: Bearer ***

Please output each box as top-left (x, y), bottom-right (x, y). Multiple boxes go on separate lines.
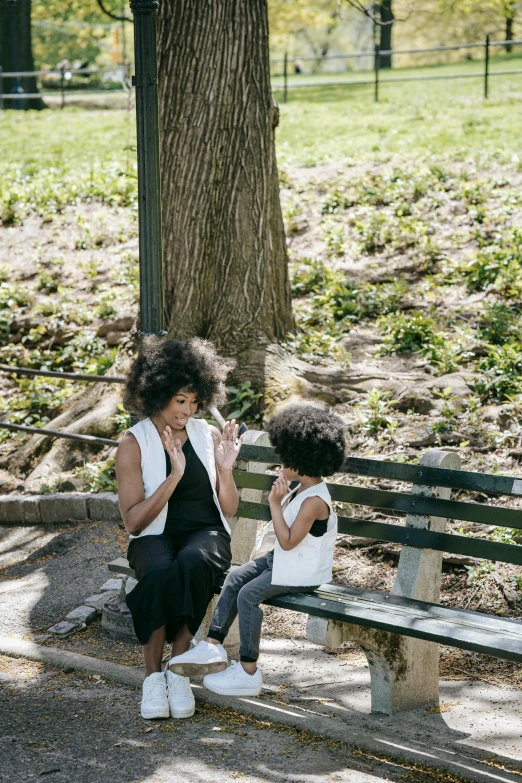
top-left (208, 551), bottom-right (317, 662)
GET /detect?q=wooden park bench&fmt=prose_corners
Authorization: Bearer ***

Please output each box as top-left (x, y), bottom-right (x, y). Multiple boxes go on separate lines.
top-left (108, 430), bottom-right (522, 715)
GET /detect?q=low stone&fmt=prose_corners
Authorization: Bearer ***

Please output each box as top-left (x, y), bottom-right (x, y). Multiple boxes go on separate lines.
top-left (48, 621), bottom-right (78, 638)
top-left (393, 389), bottom-right (435, 415)
top-left (105, 331), bottom-right (124, 346)
top-left (83, 593), bottom-right (110, 609)
top-left (426, 372), bottom-right (474, 402)
top-left (97, 315), bottom-right (134, 337)
top-left (22, 496), bottom-right (42, 524)
top-left (100, 578), bottom-right (123, 592)
top-left (65, 605), bottom-right (98, 625)
top-left (39, 493), bottom-right (88, 524)
top-left (1, 496), bottom-right (24, 523)
top-left (88, 492), bottom-right (121, 522)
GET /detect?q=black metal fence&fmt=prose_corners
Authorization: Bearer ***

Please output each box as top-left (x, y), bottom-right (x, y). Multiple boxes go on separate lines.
top-left (0, 64), bottom-right (132, 110)
top-left (1, 38), bottom-right (521, 109)
top-left (271, 37), bottom-right (522, 102)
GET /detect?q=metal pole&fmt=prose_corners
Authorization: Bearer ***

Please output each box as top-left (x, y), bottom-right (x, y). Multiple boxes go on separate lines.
top-left (7, 0), bottom-right (22, 110)
top-left (484, 33), bottom-right (490, 99)
top-left (129, 0), bottom-right (164, 337)
top-left (283, 51), bottom-right (288, 103)
top-left (0, 68), bottom-right (3, 111)
top-left (374, 44), bottom-right (380, 102)
top-left (60, 64), bottom-right (65, 109)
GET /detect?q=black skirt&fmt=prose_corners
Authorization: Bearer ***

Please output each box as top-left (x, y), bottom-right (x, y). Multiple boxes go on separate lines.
top-left (126, 527), bottom-right (232, 645)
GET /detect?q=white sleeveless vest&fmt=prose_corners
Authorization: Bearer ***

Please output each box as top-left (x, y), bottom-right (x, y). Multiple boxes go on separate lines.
top-left (127, 416), bottom-right (231, 539)
top-left (252, 482), bottom-right (337, 587)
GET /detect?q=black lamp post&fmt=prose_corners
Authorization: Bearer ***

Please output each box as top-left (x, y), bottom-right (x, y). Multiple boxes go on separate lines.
top-left (129, 0), bottom-right (164, 337)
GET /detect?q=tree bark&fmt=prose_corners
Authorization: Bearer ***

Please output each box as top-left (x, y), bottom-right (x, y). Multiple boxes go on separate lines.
top-left (0, 0), bottom-right (45, 110)
top-left (379, 0), bottom-right (394, 69)
top-left (157, 0), bottom-right (294, 389)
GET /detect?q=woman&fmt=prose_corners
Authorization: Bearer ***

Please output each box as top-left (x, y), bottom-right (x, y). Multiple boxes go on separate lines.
top-left (115, 336), bottom-right (242, 720)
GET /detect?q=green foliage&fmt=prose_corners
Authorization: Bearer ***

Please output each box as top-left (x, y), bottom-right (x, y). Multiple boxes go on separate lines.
top-left (291, 260), bottom-right (406, 324)
top-left (0, 282), bottom-right (32, 310)
top-left (282, 329), bottom-right (348, 365)
top-left (36, 257), bottom-right (64, 293)
top-left (5, 376), bottom-right (74, 426)
top-left (381, 311), bottom-right (440, 354)
top-left (430, 387), bottom-right (458, 434)
top-left (479, 302), bottom-right (521, 344)
top-left (226, 381), bottom-right (263, 423)
top-left (113, 403), bottom-right (131, 434)
top-left (356, 388), bottom-right (398, 436)
top-left (76, 459), bottom-right (117, 493)
top-left (475, 343), bottom-right (522, 401)
top-left (112, 251), bottom-right (139, 291)
top-left (452, 228), bottom-right (522, 295)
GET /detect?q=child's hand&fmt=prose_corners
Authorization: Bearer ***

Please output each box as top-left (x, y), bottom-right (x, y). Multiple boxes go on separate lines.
top-left (269, 472), bottom-right (290, 506)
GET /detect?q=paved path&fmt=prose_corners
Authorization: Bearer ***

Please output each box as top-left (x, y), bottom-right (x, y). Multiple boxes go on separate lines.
top-left (1, 521), bottom-right (522, 782)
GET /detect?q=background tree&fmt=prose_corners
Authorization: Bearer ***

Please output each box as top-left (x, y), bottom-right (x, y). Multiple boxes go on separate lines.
top-left (379, 0), bottom-right (394, 68)
top-left (31, 0), bottom-right (130, 69)
top-left (157, 0), bottom-right (294, 388)
top-left (0, 0), bottom-right (44, 109)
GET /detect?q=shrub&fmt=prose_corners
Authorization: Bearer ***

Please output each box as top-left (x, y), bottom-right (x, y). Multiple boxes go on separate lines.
top-left (475, 343), bottom-right (522, 401)
top-left (356, 388), bottom-right (397, 436)
top-left (479, 302), bottom-right (521, 344)
top-left (76, 459), bottom-right (117, 493)
top-left (381, 311), bottom-right (441, 354)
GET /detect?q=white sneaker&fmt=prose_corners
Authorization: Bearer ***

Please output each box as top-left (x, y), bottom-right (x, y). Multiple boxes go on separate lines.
top-left (141, 672), bottom-right (169, 719)
top-left (165, 670), bottom-right (195, 718)
top-left (203, 661), bottom-right (263, 697)
top-left (168, 640), bottom-right (228, 677)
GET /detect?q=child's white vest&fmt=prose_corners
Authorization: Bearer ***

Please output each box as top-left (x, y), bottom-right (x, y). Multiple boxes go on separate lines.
top-left (127, 417), bottom-right (231, 539)
top-left (251, 482), bottom-right (337, 587)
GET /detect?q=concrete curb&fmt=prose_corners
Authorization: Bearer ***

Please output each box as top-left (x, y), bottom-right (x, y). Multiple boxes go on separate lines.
top-left (0, 492), bottom-right (121, 524)
top-left (1, 635), bottom-right (520, 783)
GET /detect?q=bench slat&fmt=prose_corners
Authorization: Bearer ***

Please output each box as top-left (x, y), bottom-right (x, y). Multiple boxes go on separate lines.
top-left (236, 501), bottom-right (522, 564)
top-left (238, 445), bottom-right (522, 497)
top-left (337, 517), bottom-right (522, 565)
top-left (265, 588), bottom-right (522, 662)
top-left (108, 557), bottom-right (136, 578)
top-left (234, 477), bottom-right (522, 529)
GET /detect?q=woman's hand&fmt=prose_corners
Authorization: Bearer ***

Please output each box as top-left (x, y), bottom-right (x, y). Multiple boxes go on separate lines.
top-left (212, 419), bottom-right (243, 471)
top-left (269, 471), bottom-right (290, 508)
top-left (163, 426), bottom-right (186, 482)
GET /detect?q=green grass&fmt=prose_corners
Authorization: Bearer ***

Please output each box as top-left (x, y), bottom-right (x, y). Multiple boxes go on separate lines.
top-left (273, 53), bottom-right (522, 166)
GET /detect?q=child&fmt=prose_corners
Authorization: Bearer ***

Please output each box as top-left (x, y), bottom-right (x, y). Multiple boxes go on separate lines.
top-left (168, 403), bottom-right (346, 696)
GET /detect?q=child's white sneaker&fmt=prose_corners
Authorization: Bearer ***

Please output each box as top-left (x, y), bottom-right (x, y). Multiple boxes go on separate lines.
top-left (141, 672), bottom-right (169, 719)
top-left (165, 670), bottom-right (195, 718)
top-left (168, 640), bottom-right (228, 676)
top-left (203, 661), bottom-right (262, 697)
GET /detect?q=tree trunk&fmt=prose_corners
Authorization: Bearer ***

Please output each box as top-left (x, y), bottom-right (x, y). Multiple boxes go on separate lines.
top-left (0, 0), bottom-right (45, 110)
top-left (157, 0), bottom-right (293, 389)
top-left (506, 13), bottom-right (514, 54)
top-left (379, 0), bottom-right (394, 69)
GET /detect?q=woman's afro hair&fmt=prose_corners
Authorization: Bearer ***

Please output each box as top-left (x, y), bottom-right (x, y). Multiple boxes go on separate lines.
top-left (266, 403), bottom-right (346, 478)
top-left (123, 336), bottom-right (234, 418)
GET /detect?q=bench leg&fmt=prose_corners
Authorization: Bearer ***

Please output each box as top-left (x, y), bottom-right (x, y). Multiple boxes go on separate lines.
top-left (343, 625), bottom-right (440, 714)
top-left (307, 617), bottom-right (439, 714)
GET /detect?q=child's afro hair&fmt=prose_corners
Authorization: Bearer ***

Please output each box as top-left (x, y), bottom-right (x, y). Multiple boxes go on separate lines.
top-left (123, 335), bottom-right (234, 418)
top-left (266, 403), bottom-right (346, 478)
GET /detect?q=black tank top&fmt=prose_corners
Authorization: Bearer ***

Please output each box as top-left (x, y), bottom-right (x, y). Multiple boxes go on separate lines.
top-left (164, 438), bottom-right (222, 535)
